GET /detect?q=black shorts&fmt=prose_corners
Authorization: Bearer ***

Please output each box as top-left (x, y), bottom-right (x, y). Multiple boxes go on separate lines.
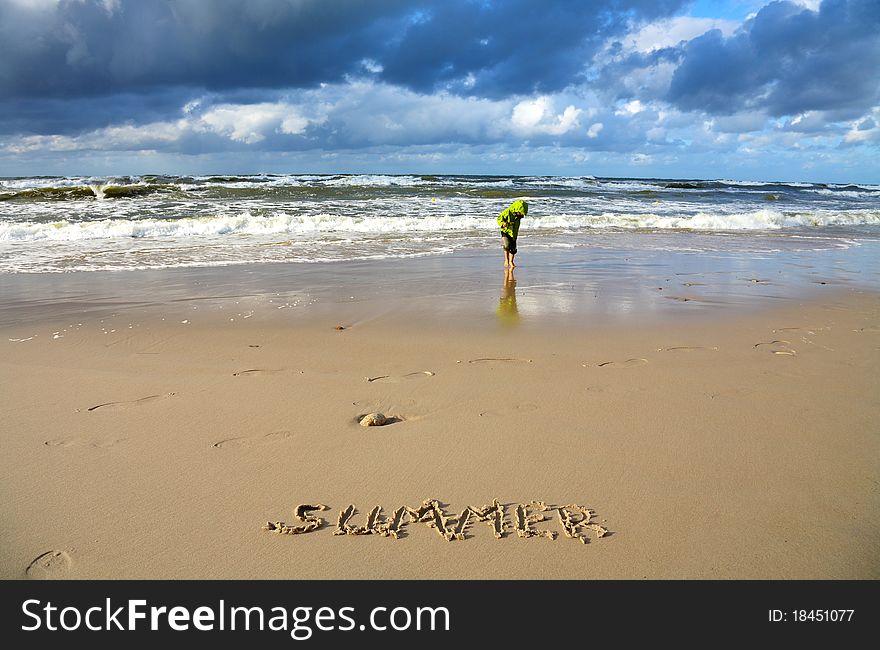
top-left (501, 233), bottom-right (517, 253)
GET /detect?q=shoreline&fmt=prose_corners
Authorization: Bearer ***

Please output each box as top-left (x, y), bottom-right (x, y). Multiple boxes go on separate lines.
top-left (2, 242), bottom-right (878, 333)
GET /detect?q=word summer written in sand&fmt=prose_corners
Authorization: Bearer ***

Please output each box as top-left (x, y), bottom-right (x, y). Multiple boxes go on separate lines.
top-left (263, 499), bottom-right (610, 543)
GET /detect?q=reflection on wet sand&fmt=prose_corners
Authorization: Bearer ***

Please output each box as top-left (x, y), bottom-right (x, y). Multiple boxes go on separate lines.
top-left (497, 267), bottom-right (519, 326)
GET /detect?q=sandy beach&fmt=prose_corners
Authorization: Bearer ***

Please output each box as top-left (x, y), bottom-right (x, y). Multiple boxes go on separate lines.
top-left (2, 252), bottom-right (878, 580)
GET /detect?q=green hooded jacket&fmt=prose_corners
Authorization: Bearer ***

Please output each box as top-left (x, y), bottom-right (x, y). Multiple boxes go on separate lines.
top-left (497, 199), bottom-right (528, 238)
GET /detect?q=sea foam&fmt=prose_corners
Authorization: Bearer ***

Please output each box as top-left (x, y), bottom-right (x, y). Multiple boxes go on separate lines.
top-left (2, 208), bottom-right (878, 243)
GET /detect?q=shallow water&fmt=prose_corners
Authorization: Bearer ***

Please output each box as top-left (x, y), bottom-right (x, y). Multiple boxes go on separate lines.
top-left (2, 243), bottom-right (877, 331)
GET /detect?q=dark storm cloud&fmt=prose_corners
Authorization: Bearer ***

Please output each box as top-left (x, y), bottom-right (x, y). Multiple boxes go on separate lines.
top-left (0, 89), bottom-right (200, 135)
top-left (0, 0), bottom-right (405, 100)
top-left (666, 0), bottom-right (880, 116)
top-left (0, 0), bottom-right (685, 103)
top-left (377, 0), bottom-right (686, 98)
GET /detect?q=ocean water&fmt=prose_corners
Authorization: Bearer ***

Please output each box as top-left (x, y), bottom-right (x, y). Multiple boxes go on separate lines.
top-left (1, 173), bottom-right (879, 274)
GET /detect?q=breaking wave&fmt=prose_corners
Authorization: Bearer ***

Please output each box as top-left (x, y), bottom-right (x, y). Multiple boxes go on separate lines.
top-left (3, 208), bottom-right (878, 243)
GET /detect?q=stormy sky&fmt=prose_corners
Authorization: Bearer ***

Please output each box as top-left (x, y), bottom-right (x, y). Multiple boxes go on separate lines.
top-left (1, 0), bottom-right (878, 181)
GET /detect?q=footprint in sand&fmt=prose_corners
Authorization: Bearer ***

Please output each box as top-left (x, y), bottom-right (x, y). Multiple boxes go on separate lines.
top-left (26, 550), bottom-right (72, 579)
top-left (44, 436), bottom-right (126, 448)
top-left (366, 371), bottom-right (435, 383)
top-left (703, 387), bottom-right (752, 400)
top-left (480, 403), bottom-right (539, 417)
top-left (86, 392), bottom-right (176, 412)
top-left (467, 358), bottom-right (532, 365)
top-left (211, 431), bottom-right (293, 448)
top-left (754, 340), bottom-right (797, 356)
top-left (353, 397), bottom-right (419, 409)
top-left (232, 368), bottom-right (284, 377)
top-left (659, 346), bottom-right (719, 352)
top-left (596, 358), bottom-right (648, 368)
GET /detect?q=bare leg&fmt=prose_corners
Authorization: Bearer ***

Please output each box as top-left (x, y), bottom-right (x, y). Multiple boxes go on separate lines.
top-left (509, 252), bottom-right (516, 268)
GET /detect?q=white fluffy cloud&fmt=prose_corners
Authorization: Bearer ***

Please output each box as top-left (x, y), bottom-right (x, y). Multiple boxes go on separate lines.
top-left (615, 100), bottom-right (645, 116)
top-left (1, 98), bottom-right (328, 153)
top-left (843, 108), bottom-right (880, 144)
top-left (510, 97), bottom-right (583, 136)
top-left (197, 103), bottom-right (314, 143)
top-left (621, 16), bottom-right (738, 53)
top-left (2, 84), bottom-right (596, 154)
top-left (2, 119), bottom-right (187, 153)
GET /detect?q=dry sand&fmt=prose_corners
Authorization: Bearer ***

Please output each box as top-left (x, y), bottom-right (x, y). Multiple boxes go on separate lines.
top-left (2, 288), bottom-right (879, 579)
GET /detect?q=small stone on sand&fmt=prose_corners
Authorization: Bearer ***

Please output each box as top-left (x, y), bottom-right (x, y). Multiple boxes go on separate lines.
top-left (360, 412), bottom-right (387, 427)
top-left (335, 324), bottom-right (345, 330)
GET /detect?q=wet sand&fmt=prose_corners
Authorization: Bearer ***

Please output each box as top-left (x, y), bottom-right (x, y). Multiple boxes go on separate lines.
top-left (2, 252), bottom-right (879, 579)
